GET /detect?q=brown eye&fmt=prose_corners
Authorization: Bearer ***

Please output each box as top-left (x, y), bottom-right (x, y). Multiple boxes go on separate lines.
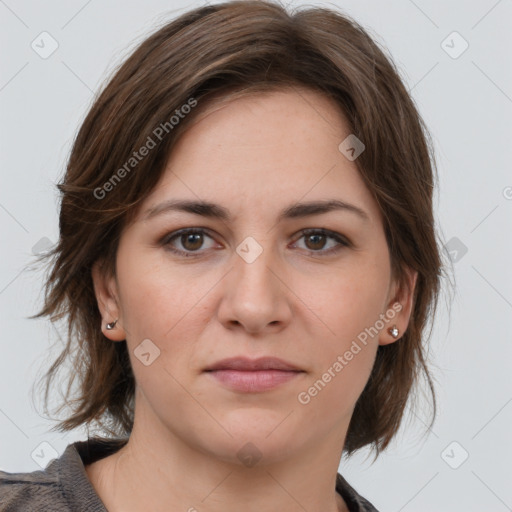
top-left (161, 227), bottom-right (349, 258)
top-left (180, 232), bottom-right (204, 251)
top-left (293, 229), bottom-right (350, 255)
top-left (162, 228), bottom-right (217, 257)
top-left (304, 232), bottom-right (327, 251)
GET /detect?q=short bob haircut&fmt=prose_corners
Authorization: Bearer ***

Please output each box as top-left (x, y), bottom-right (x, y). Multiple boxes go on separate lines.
top-left (30, 0), bottom-right (448, 459)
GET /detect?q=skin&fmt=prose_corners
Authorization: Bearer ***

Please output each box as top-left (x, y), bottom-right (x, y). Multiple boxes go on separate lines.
top-left (87, 86), bottom-right (417, 512)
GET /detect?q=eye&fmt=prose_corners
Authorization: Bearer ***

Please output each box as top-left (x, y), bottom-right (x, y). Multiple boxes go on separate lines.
top-left (291, 228), bottom-right (350, 255)
top-left (160, 227), bottom-right (350, 258)
top-left (161, 228), bottom-right (218, 257)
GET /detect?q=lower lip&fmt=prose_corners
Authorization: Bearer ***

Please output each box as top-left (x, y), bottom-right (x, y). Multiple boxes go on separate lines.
top-left (206, 369), bottom-right (303, 392)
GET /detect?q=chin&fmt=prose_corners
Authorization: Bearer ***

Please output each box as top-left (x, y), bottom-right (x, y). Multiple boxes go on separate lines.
top-left (203, 412), bottom-right (307, 465)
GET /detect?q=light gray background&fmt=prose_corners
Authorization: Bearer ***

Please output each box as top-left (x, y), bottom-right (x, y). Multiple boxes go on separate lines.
top-left (1, 1), bottom-right (511, 511)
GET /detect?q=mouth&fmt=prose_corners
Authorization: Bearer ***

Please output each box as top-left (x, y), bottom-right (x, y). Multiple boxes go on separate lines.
top-left (205, 369), bottom-right (304, 393)
top-left (204, 356), bottom-right (303, 372)
top-left (204, 357), bottom-right (305, 393)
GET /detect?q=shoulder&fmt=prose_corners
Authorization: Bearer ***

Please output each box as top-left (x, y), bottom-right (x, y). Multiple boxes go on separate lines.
top-left (0, 464), bottom-right (69, 511)
top-left (336, 472), bottom-right (380, 512)
top-left (0, 437), bottom-right (126, 512)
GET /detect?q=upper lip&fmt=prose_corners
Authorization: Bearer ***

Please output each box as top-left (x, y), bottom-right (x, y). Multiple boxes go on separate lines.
top-left (204, 357), bottom-right (303, 372)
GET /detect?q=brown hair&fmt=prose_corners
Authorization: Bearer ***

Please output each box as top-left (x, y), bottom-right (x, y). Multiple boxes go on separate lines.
top-left (29, 0), bottom-right (449, 459)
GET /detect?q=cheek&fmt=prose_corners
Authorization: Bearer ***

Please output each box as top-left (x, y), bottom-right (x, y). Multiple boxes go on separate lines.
top-left (298, 256), bottom-right (389, 396)
top-left (116, 250), bottom-right (204, 338)
top-left (297, 277), bottom-right (383, 417)
top-left (307, 257), bottom-right (390, 341)
top-left (116, 251), bottom-right (220, 387)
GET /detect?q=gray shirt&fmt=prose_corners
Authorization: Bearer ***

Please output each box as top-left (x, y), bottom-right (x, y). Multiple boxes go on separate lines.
top-left (0, 437), bottom-right (379, 511)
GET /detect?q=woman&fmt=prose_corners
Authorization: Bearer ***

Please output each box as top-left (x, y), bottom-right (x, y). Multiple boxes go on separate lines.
top-left (0, 1), bottom-right (445, 510)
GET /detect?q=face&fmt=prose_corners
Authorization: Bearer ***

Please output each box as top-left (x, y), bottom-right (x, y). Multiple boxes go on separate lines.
top-left (93, 87), bottom-right (416, 465)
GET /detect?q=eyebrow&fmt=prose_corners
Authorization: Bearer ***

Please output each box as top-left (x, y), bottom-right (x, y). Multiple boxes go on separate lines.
top-left (142, 198), bottom-right (370, 223)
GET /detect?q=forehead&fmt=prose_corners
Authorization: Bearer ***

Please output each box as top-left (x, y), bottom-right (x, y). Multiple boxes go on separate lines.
top-left (137, 87), bottom-right (382, 228)
top-left (185, 86), bottom-right (351, 146)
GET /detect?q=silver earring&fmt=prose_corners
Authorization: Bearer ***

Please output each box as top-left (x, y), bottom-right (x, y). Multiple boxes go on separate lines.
top-left (106, 319), bottom-right (118, 330)
top-left (388, 325), bottom-right (399, 338)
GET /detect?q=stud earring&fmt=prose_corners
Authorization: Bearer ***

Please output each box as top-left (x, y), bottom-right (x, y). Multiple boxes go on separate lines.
top-left (388, 325), bottom-right (399, 338)
top-left (106, 319), bottom-right (118, 330)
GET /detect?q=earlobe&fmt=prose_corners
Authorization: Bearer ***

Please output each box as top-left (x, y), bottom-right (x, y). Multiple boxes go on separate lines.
top-left (379, 266), bottom-right (418, 346)
top-left (91, 260), bottom-right (126, 341)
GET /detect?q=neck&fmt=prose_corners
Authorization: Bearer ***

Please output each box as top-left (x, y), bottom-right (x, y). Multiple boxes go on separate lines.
top-left (86, 391), bottom-right (350, 512)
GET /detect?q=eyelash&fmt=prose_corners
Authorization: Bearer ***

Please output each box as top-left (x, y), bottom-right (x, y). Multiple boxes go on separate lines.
top-left (160, 228), bottom-right (351, 258)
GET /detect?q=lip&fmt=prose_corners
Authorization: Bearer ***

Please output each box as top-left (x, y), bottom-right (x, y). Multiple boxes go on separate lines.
top-left (204, 356), bottom-right (302, 372)
top-left (204, 357), bottom-right (305, 393)
top-left (207, 370), bottom-right (303, 392)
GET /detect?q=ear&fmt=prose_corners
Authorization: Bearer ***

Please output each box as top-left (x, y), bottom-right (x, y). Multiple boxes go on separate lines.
top-left (91, 259), bottom-right (126, 342)
top-left (379, 265), bottom-right (418, 346)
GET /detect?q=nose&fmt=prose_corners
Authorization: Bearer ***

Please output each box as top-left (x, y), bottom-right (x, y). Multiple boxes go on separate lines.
top-left (217, 239), bottom-right (293, 335)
